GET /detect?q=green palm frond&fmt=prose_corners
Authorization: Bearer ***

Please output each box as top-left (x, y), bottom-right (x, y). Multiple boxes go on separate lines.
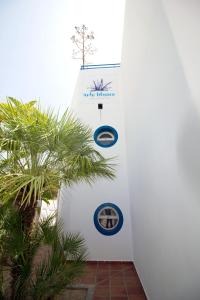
top-left (31, 232), bottom-right (86, 300)
top-left (0, 205), bottom-right (86, 300)
top-left (0, 98), bottom-right (115, 208)
top-left (0, 98), bottom-right (115, 299)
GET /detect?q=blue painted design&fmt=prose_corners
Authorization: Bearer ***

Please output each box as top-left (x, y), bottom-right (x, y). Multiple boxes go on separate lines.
top-left (80, 63), bottom-right (120, 70)
top-left (84, 63), bottom-right (120, 67)
top-left (90, 79), bottom-right (112, 91)
top-left (81, 66), bottom-right (120, 70)
top-left (94, 125), bottom-right (118, 148)
top-left (93, 203), bottom-right (123, 236)
top-left (83, 91), bottom-right (115, 97)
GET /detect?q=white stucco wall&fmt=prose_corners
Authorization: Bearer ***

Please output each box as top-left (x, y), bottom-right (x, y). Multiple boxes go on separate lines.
top-left (59, 66), bottom-right (133, 261)
top-left (162, 0), bottom-right (200, 110)
top-left (121, 0), bottom-right (200, 299)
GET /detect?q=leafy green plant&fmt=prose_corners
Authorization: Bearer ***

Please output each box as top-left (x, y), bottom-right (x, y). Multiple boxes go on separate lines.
top-left (0, 97), bottom-right (115, 232)
top-left (0, 98), bottom-right (115, 298)
top-left (0, 205), bottom-right (87, 300)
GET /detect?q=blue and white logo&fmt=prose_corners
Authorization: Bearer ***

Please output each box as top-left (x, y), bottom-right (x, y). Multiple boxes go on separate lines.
top-left (83, 79), bottom-right (116, 97)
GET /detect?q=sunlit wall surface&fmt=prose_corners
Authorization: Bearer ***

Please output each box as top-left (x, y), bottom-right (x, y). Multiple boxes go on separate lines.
top-left (121, 0), bottom-right (200, 299)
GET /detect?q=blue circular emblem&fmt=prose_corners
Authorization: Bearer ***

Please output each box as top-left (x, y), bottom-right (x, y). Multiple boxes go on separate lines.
top-left (93, 203), bottom-right (123, 236)
top-left (94, 125), bottom-right (118, 148)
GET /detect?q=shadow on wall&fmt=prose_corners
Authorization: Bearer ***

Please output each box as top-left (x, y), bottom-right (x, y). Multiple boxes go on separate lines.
top-left (177, 104), bottom-right (200, 198)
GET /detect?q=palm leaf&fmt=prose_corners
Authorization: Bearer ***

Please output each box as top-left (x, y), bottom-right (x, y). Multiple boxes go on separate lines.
top-left (0, 205), bottom-right (87, 299)
top-left (0, 98), bottom-right (115, 209)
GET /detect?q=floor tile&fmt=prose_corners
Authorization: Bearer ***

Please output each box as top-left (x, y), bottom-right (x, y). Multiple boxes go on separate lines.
top-left (93, 286), bottom-right (110, 297)
top-left (128, 295), bottom-right (147, 300)
top-left (110, 270), bottom-right (123, 278)
top-left (93, 297), bottom-right (110, 300)
top-left (110, 276), bottom-right (125, 285)
top-left (124, 277), bottom-right (142, 287)
top-left (124, 276), bottom-right (139, 285)
top-left (78, 261), bottom-right (147, 299)
top-left (98, 261), bottom-right (110, 270)
top-left (85, 262), bottom-right (98, 271)
top-left (111, 286), bottom-right (127, 297)
top-left (96, 272), bottom-right (110, 283)
top-left (111, 297), bottom-right (129, 300)
top-left (80, 275), bottom-right (96, 284)
top-left (96, 279), bottom-right (110, 286)
top-left (110, 262), bottom-right (123, 270)
top-left (124, 269), bottom-right (137, 276)
top-left (126, 286), bottom-right (145, 295)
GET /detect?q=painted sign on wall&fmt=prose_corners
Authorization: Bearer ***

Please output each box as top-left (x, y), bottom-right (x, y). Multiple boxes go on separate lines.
top-left (83, 79), bottom-right (116, 97)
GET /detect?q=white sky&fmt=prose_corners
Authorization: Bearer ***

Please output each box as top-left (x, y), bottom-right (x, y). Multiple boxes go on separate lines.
top-left (0, 0), bottom-right (125, 111)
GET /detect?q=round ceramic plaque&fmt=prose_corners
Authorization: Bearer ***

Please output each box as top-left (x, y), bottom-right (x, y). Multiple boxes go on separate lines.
top-left (93, 203), bottom-right (123, 236)
top-left (94, 126), bottom-right (118, 148)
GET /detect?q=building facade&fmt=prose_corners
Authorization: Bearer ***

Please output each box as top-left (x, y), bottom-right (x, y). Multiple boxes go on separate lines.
top-left (59, 1), bottom-right (200, 299)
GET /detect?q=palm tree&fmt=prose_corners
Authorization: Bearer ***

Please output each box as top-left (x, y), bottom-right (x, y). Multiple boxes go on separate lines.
top-left (0, 98), bottom-right (115, 232)
top-left (0, 205), bottom-right (87, 300)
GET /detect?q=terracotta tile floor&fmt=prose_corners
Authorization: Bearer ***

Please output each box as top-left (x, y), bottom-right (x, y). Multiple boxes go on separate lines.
top-left (77, 261), bottom-right (147, 300)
